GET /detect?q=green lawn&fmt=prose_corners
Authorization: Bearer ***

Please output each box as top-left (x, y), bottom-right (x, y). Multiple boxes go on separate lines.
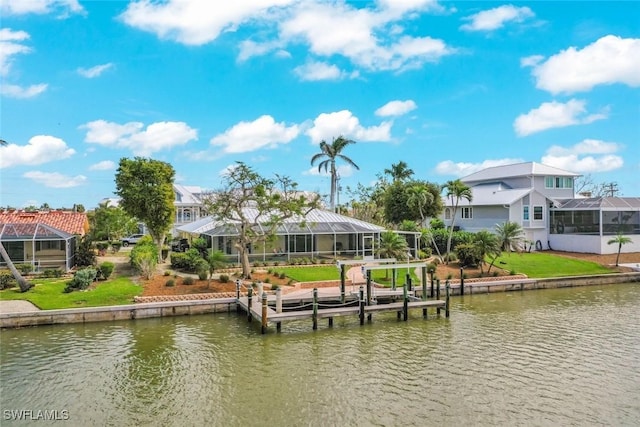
top-left (280, 266), bottom-right (341, 282)
top-left (0, 277), bottom-right (142, 310)
top-left (492, 252), bottom-right (614, 278)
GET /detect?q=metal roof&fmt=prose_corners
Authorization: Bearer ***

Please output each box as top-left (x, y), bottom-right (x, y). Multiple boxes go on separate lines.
top-left (443, 183), bottom-right (532, 206)
top-left (555, 197), bottom-right (640, 210)
top-left (0, 223), bottom-right (74, 240)
top-left (177, 208), bottom-right (385, 236)
top-left (461, 162), bottom-right (580, 183)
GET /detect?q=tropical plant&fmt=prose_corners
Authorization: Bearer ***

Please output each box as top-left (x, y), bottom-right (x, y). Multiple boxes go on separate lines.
top-left (607, 232), bottom-right (633, 266)
top-left (384, 161), bottom-right (414, 182)
top-left (377, 231), bottom-right (409, 279)
top-left (206, 250), bottom-right (227, 286)
top-left (455, 243), bottom-right (483, 267)
top-left (75, 236), bottom-right (97, 267)
top-left (129, 236), bottom-right (158, 279)
top-left (310, 136), bottom-right (359, 212)
top-left (443, 179), bottom-right (473, 263)
top-left (495, 221), bottom-right (526, 253)
top-left (473, 230), bottom-right (501, 274)
top-left (64, 267), bottom-right (97, 293)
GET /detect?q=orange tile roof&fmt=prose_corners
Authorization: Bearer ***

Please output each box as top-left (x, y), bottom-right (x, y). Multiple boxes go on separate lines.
top-left (0, 211), bottom-right (89, 236)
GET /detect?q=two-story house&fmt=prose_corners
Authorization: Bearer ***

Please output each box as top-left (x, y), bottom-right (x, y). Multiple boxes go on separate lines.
top-left (442, 162), bottom-right (640, 254)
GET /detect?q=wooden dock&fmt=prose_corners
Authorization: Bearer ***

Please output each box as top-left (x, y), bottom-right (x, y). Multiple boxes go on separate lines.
top-left (236, 282), bottom-right (450, 334)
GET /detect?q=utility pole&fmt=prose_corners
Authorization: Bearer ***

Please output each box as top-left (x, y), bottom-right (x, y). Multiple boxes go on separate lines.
top-left (601, 182), bottom-right (619, 197)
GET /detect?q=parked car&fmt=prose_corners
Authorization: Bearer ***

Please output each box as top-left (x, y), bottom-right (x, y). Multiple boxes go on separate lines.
top-left (171, 238), bottom-right (190, 252)
top-left (121, 234), bottom-right (145, 246)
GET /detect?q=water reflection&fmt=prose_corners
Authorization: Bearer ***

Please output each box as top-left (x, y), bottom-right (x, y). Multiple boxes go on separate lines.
top-left (1, 284), bottom-right (639, 426)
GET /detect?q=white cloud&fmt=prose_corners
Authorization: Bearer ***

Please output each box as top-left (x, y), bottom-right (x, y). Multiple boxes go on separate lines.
top-left (460, 5), bottom-right (534, 31)
top-left (293, 60), bottom-right (351, 81)
top-left (375, 99), bottom-right (417, 117)
top-left (77, 63), bottom-right (113, 78)
top-left (513, 99), bottom-right (608, 137)
top-left (526, 35), bottom-right (640, 94)
top-left (0, 28), bottom-right (48, 98)
top-left (1, 0), bottom-right (84, 16)
top-left (0, 83), bottom-right (48, 98)
top-left (23, 171), bottom-right (87, 188)
top-left (0, 135), bottom-right (75, 168)
top-left (120, 0), bottom-right (295, 46)
top-left (81, 120), bottom-right (198, 156)
top-left (520, 54), bottom-right (543, 68)
top-left (88, 160), bottom-right (116, 171)
top-left (210, 115), bottom-right (299, 154)
top-left (306, 110), bottom-right (392, 144)
top-left (541, 139), bottom-right (624, 173)
top-left (434, 158), bottom-right (524, 177)
top-left (0, 28), bottom-right (30, 76)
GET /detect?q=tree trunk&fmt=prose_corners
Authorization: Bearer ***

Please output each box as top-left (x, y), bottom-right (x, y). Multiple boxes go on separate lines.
top-left (0, 242), bottom-right (32, 292)
top-left (240, 247), bottom-right (251, 279)
top-left (330, 162), bottom-right (337, 212)
top-left (616, 243), bottom-right (621, 267)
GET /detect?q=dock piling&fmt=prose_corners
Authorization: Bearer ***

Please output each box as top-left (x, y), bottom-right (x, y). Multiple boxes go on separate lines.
top-left (247, 287), bottom-right (253, 322)
top-left (445, 281), bottom-right (451, 318)
top-left (403, 282), bottom-right (408, 321)
top-left (359, 286), bottom-right (365, 325)
top-left (340, 264), bottom-right (346, 304)
top-left (436, 279), bottom-right (441, 316)
top-left (312, 288), bottom-right (318, 330)
top-left (261, 292), bottom-right (268, 334)
top-left (460, 268), bottom-right (465, 296)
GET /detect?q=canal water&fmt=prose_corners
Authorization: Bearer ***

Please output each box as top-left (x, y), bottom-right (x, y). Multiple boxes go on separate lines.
top-left (1, 283), bottom-right (639, 426)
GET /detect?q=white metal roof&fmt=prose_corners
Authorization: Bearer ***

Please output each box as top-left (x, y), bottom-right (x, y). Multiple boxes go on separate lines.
top-left (177, 208), bottom-right (385, 236)
top-left (443, 183), bottom-right (532, 207)
top-left (174, 184), bottom-right (203, 205)
top-left (461, 162), bottom-right (580, 184)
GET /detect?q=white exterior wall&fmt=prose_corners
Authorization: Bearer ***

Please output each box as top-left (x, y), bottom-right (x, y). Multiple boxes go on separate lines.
top-left (549, 234), bottom-right (640, 254)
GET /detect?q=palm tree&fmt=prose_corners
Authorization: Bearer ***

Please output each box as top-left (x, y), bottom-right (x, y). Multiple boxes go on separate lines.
top-left (474, 230), bottom-right (501, 274)
top-left (310, 136), bottom-right (359, 212)
top-left (406, 184), bottom-right (432, 226)
top-left (206, 250), bottom-right (227, 287)
top-left (443, 179), bottom-right (473, 263)
top-left (384, 161), bottom-right (414, 182)
top-left (607, 232), bottom-right (633, 267)
top-left (495, 221), bottom-right (525, 253)
top-left (377, 231), bottom-right (409, 279)
top-left (0, 139), bottom-right (32, 292)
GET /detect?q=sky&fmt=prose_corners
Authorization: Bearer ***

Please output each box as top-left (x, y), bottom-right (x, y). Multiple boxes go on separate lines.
top-left (1, 0), bottom-right (639, 210)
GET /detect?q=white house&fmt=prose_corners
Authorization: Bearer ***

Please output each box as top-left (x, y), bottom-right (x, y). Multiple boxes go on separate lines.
top-left (442, 162), bottom-right (640, 254)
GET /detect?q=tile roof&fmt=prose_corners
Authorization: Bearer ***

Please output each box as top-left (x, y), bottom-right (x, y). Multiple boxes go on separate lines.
top-left (0, 211), bottom-right (89, 236)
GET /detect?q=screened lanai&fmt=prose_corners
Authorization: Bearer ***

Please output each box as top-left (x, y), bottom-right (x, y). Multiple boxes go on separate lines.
top-left (0, 223), bottom-right (76, 271)
top-left (177, 208), bottom-right (418, 262)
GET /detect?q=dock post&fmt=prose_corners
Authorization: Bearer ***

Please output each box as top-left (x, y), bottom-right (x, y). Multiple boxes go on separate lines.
top-left (261, 292), bottom-right (268, 334)
top-left (340, 263), bottom-right (346, 304)
top-left (403, 280), bottom-right (408, 321)
top-left (436, 279), bottom-right (441, 316)
top-left (445, 281), bottom-right (450, 318)
top-left (460, 267), bottom-right (464, 296)
top-left (328, 318), bottom-right (333, 327)
top-left (258, 281), bottom-right (263, 300)
top-left (247, 287), bottom-right (253, 322)
top-left (430, 271), bottom-right (435, 298)
top-left (359, 286), bottom-right (365, 325)
top-left (312, 288), bottom-right (318, 330)
top-left (405, 273), bottom-right (411, 292)
top-left (236, 279), bottom-right (242, 313)
top-left (275, 287), bottom-right (282, 332)
top-left (422, 267), bottom-right (428, 317)
top-left (366, 270), bottom-right (372, 306)
top-left (392, 269), bottom-right (396, 291)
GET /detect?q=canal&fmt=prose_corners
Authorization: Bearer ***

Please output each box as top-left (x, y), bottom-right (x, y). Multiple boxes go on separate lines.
top-left (1, 283), bottom-right (639, 426)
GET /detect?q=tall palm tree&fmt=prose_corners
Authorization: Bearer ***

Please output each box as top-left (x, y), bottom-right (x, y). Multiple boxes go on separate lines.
top-left (607, 232), bottom-right (633, 267)
top-left (310, 136), bottom-right (359, 212)
top-left (495, 221), bottom-right (525, 253)
top-left (406, 184), bottom-right (432, 226)
top-left (384, 161), bottom-right (414, 182)
top-left (443, 179), bottom-right (472, 263)
top-left (377, 231), bottom-right (409, 279)
top-left (0, 139), bottom-right (32, 292)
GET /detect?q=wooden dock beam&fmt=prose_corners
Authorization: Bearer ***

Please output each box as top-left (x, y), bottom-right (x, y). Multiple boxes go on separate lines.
top-left (261, 292), bottom-right (268, 334)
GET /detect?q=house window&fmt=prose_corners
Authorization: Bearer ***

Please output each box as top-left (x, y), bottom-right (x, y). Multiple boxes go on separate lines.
top-left (564, 177), bottom-right (573, 188)
top-left (183, 209), bottom-right (191, 222)
top-left (546, 176), bottom-right (573, 189)
top-left (545, 176), bottom-right (554, 188)
top-left (461, 207), bottom-right (473, 219)
top-left (523, 206), bottom-right (530, 221)
top-left (444, 208), bottom-right (451, 220)
top-left (533, 206), bottom-right (543, 220)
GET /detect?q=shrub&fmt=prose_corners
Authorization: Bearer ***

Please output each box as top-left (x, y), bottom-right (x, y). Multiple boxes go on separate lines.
top-left (197, 269), bottom-right (208, 280)
top-left (42, 268), bottom-right (63, 278)
top-left (191, 237), bottom-right (208, 256)
top-left (75, 236), bottom-right (96, 267)
top-left (130, 239), bottom-right (158, 280)
top-left (426, 263), bottom-right (438, 274)
top-left (163, 270), bottom-right (171, 276)
top-left (273, 261), bottom-right (279, 266)
top-left (455, 244), bottom-right (482, 267)
top-left (253, 262), bottom-right (261, 267)
top-left (418, 248), bottom-right (432, 259)
top-left (64, 267), bottom-right (97, 293)
top-left (219, 274), bottom-right (229, 283)
top-left (279, 272), bottom-right (286, 279)
top-left (446, 273), bottom-right (453, 280)
top-left (98, 261), bottom-right (115, 280)
top-left (0, 270), bottom-right (16, 290)
top-left (267, 268), bottom-right (273, 274)
top-left (16, 263), bottom-right (33, 275)
top-left (264, 277), bottom-right (271, 283)
top-left (271, 284), bottom-right (280, 291)
top-left (443, 252), bottom-right (458, 262)
top-left (95, 241), bottom-right (109, 255)
top-left (287, 279), bottom-right (295, 286)
top-left (183, 277), bottom-right (195, 285)
top-left (510, 269), bottom-right (517, 276)
top-left (165, 279), bottom-right (175, 287)
top-left (492, 271), bottom-right (500, 277)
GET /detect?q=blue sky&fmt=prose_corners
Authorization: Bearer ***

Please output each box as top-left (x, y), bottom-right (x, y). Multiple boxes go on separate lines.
top-left (1, 0), bottom-right (639, 210)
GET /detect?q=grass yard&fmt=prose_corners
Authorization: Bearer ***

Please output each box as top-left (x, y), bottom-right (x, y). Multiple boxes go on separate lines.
top-left (0, 277), bottom-right (142, 310)
top-left (280, 266), bottom-right (340, 282)
top-left (492, 252), bottom-right (614, 278)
